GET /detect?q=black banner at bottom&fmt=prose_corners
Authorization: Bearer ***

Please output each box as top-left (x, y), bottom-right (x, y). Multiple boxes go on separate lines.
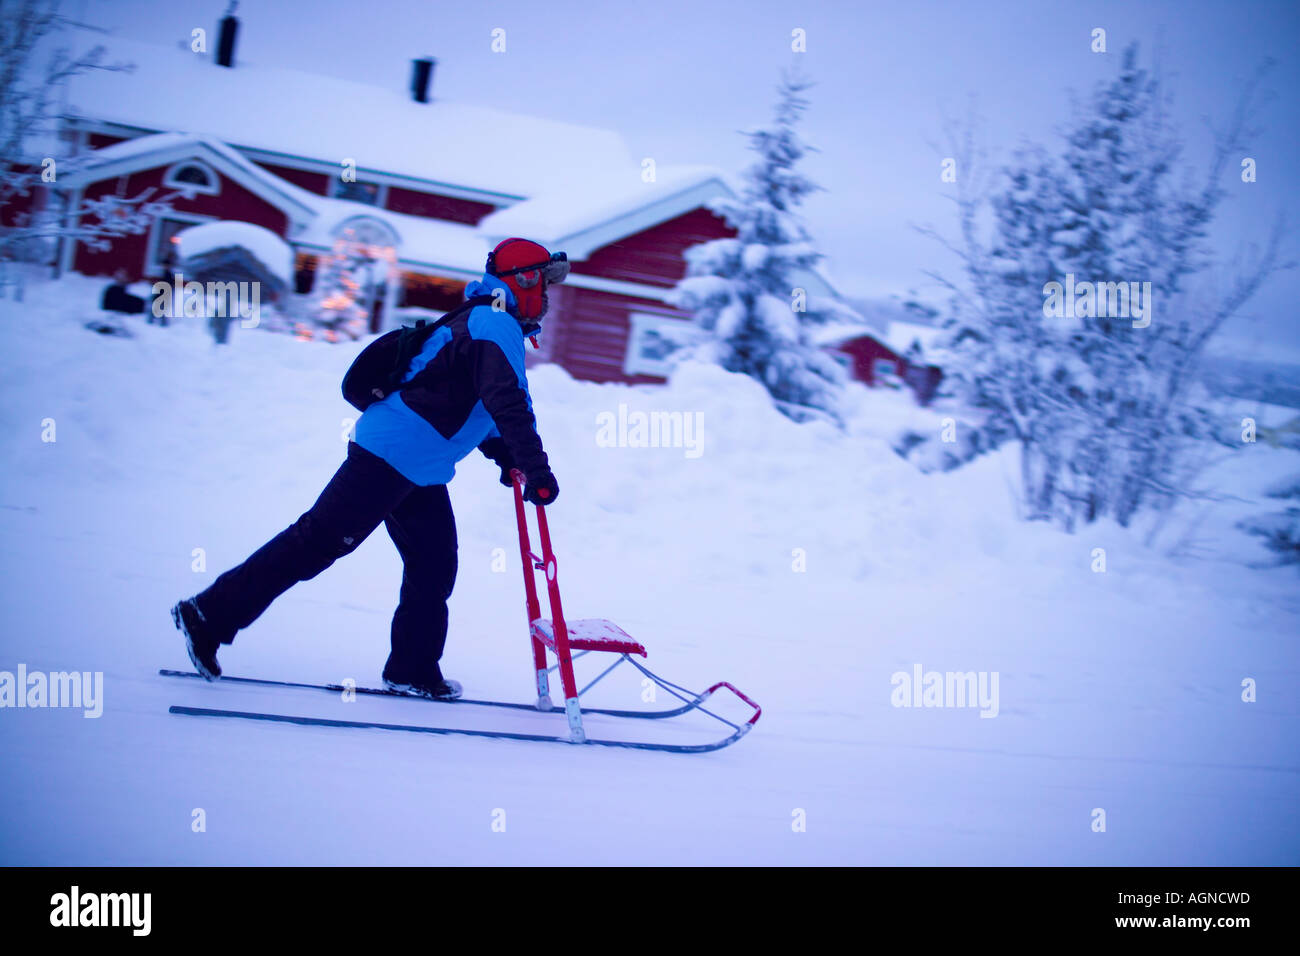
top-left (1, 866), bottom-right (1286, 941)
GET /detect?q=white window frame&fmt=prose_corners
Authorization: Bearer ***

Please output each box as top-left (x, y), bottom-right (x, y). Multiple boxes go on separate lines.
top-left (162, 159), bottom-right (221, 198)
top-left (624, 312), bottom-right (703, 377)
top-left (873, 358), bottom-right (899, 379)
top-left (145, 211), bottom-right (214, 275)
top-left (829, 349), bottom-right (854, 372)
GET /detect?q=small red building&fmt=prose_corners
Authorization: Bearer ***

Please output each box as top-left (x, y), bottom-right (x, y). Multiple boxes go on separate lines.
top-left (813, 320), bottom-right (944, 405)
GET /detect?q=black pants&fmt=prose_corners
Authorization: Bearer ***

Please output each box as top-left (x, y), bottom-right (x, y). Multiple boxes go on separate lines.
top-left (196, 442), bottom-right (458, 679)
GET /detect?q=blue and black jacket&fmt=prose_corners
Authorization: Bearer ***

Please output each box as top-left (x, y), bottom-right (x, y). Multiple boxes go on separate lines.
top-left (354, 274), bottom-right (548, 486)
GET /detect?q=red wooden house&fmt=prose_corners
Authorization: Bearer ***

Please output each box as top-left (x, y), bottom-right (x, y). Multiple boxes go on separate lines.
top-left (33, 16), bottom-right (851, 386)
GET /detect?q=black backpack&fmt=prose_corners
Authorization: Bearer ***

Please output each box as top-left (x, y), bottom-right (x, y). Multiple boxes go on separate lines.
top-left (342, 295), bottom-right (495, 411)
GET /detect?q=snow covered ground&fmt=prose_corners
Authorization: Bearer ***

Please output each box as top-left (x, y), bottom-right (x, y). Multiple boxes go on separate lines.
top-left (1, 275), bottom-right (1296, 865)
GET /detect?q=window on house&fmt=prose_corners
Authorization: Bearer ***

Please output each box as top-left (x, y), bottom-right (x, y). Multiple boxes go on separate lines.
top-left (624, 313), bottom-right (704, 377)
top-left (873, 358), bottom-right (899, 380)
top-left (163, 161), bottom-right (219, 196)
top-left (332, 178), bottom-right (383, 206)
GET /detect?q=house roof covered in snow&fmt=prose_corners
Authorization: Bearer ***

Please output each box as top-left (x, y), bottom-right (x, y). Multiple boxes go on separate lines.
top-left (480, 168), bottom-right (846, 299)
top-left (53, 35), bottom-right (633, 201)
top-left (884, 320), bottom-right (944, 355)
top-left (479, 166), bottom-right (734, 259)
top-left (177, 219), bottom-right (293, 286)
top-left (808, 321), bottom-right (882, 348)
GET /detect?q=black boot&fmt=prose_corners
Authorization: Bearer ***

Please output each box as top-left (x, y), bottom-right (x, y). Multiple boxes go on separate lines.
top-left (382, 660), bottom-right (463, 700)
top-left (171, 598), bottom-right (229, 680)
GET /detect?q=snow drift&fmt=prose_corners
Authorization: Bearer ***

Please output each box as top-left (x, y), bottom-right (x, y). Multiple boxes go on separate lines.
top-left (0, 275), bottom-right (1296, 865)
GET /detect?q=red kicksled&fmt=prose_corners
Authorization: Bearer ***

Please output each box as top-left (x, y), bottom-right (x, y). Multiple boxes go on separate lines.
top-left (509, 469), bottom-right (761, 748)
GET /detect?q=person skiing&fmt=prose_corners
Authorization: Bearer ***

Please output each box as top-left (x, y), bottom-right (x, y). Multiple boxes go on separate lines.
top-left (171, 238), bottom-right (568, 700)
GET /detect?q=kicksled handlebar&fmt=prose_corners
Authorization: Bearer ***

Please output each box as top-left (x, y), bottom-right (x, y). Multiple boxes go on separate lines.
top-left (507, 466), bottom-right (762, 746)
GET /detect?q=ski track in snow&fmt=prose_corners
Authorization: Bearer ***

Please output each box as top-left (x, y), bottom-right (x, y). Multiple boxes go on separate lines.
top-left (1, 275), bottom-right (1297, 864)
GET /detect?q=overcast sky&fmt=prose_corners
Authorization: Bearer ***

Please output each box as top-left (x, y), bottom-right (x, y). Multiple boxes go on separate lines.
top-left (75, 0), bottom-right (1300, 352)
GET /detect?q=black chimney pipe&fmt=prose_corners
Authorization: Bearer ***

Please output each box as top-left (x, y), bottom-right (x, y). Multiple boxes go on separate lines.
top-left (216, 6), bottom-right (238, 68)
top-left (411, 57), bottom-right (436, 103)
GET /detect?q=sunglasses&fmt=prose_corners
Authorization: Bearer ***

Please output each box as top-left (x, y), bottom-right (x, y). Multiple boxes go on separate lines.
top-left (496, 251), bottom-right (569, 288)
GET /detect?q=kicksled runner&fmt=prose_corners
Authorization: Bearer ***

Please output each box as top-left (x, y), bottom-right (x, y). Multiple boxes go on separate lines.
top-left (165, 471), bottom-right (761, 753)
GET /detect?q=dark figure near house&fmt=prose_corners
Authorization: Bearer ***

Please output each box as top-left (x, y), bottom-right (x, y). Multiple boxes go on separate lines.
top-left (101, 269), bottom-right (147, 318)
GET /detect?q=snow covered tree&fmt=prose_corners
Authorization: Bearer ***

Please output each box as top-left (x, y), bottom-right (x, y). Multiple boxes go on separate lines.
top-left (927, 145), bottom-right (1077, 513)
top-left (1239, 473), bottom-right (1300, 567)
top-left (308, 222), bottom-right (396, 341)
top-left (0, 0), bottom-right (171, 300)
top-left (310, 240), bottom-right (372, 339)
top-left (670, 73), bottom-right (850, 421)
top-left (925, 45), bottom-right (1287, 532)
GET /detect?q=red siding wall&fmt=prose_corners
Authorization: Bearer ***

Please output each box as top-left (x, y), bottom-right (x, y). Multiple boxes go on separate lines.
top-left (256, 162), bottom-right (331, 195)
top-left (73, 165), bottom-right (289, 280)
top-left (571, 207), bottom-right (734, 288)
top-left (386, 186), bottom-right (496, 225)
top-left (543, 289), bottom-right (946, 400)
top-left (835, 336), bottom-right (901, 386)
top-left (536, 284), bottom-right (683, 385)
top-left (523, 206), bottom-right (734, 383)
top-left (0, 164), bottom-right (39, 227)
top-left (86, 133), bottom-right (126, 150)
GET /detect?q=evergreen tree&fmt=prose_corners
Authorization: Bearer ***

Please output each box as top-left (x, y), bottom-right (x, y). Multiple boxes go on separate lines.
top-left (671, 73), bottom-right (849, 420)
top-left (311, 238), bottom-right (379, 340)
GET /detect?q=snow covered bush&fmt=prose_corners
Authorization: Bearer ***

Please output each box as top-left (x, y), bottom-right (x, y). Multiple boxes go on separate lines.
top-left (177, 221), bottom-right (293, 344)
top-left (670, 74), bottom-right (852, 422)
top-left (925, 45), bottom-right (1287, 532)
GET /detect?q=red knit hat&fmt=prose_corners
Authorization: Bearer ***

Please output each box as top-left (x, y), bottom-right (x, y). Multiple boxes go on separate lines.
top-left (486, 238), bottom-right (568, 321)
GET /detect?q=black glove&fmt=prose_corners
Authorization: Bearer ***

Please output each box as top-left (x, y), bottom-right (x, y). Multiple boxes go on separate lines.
top-left (477, 436), bottom-right (515, 487)
top-left (523, 470), bottom-right (559, 507)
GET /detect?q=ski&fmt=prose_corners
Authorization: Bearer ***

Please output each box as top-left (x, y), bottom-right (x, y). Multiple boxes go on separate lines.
top-left (158, 668), bottom-right (711, 720)
top-left (168, 704), bottom-right (753, 753)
